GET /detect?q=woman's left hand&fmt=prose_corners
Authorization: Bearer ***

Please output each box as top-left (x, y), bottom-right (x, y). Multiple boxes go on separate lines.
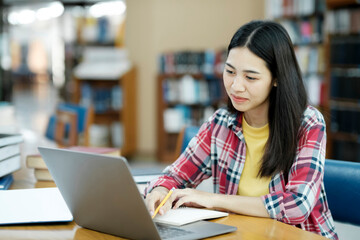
top-left (172, 188), bottom-right (215, 209)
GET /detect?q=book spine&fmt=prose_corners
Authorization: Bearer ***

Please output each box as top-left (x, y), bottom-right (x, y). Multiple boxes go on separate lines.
top-left (159, 49), bottom-right (225, 76)
top-left (0, 144), bottom-right (21, 162)
top-left (0, 135), bottom-right (23, 148)
top-left (0, 155), bottom-right (21, 178)
top-left (0, 174), bottom-right (14, 190)
top-left (34, 169), bottom-right (54, 181)
top-left (26, 156), bottom-right (47, 169)
top-left (326, 8), bottom-right (360, 35)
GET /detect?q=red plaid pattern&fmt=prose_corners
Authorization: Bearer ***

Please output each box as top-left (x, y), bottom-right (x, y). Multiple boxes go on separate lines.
top-left (146, 106), bottom-right (338, 239)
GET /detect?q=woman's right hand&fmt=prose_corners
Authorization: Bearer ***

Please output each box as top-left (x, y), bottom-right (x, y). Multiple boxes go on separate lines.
top-left (145, 186), bottom-right (172, 217)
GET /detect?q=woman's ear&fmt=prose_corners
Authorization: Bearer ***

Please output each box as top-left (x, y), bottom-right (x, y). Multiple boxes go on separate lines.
top-left (273, 78), bottom-right (277, 87)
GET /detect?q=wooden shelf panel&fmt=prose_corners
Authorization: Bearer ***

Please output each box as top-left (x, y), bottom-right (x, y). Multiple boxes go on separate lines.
top-left (327, 0), bottom-right (360, 9)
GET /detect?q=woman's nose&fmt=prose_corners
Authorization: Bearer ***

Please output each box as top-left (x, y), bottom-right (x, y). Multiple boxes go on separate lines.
top-left (231, 76), bottom-right (246, 92)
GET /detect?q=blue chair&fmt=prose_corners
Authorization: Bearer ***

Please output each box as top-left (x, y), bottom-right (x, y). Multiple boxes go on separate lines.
top-left (324, 159), bottom-right (360, 225)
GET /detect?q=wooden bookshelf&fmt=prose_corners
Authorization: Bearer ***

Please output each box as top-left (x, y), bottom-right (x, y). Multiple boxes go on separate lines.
top-left (157, 69), bottom-right (226, 163)
top-left (327, 0), bottom-right (359, 9)
top-left (73, 67), bottom-right (137, 157)
top-left (269, 0), bottom-right (327, 110)
top-left (324, 0), bottom-right (360, 161)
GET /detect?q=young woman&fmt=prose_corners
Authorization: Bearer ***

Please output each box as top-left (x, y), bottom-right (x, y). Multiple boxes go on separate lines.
top-left (145, 20), bottom-right (338, 239)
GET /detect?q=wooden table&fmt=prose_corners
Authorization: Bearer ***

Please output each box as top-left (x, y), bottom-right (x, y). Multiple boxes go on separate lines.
top-left (0, 213), bottom-right (327, 240)
top-left (3, 165), bottom-right (327, 240)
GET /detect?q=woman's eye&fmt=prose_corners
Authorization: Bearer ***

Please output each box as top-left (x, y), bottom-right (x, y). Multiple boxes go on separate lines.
top-left (246, 76), bottom-right (256, 80)
top-left (226, 69), bottom-right (234, 74)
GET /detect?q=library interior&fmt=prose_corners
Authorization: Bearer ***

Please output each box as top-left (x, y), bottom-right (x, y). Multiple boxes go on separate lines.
top-left (0, 0), bottom-right (360, 239)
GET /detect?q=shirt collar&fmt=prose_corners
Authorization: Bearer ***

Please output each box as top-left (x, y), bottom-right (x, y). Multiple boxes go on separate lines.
top-left (227, 111), bottom-right (245, 142)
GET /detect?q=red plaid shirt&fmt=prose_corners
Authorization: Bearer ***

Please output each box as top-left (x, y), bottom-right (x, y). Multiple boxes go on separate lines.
top-left (147, 106), bottom-right (338, 239)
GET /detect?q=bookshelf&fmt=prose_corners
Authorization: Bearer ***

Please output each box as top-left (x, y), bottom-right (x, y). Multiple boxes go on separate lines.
top-left (62, 3), bottom-right (126, 100)
top-left (325, 0), bottom-right (360, 162)
top-left (60, 2), bottom-right (133, 155)
top-left (267, 0), bottom-right (327, 109)
top-left (73, 66), bottom-right (137, 157)
top-left (157, 50), bottom-right (227, 163)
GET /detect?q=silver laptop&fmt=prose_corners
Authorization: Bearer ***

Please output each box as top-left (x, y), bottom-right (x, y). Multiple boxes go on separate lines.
top-left (38, 147), bottom-right (237, 240)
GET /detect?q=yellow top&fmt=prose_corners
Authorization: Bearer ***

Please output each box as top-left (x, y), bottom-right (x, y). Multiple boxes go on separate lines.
top-left (237, 116), bottom-right (271, 197)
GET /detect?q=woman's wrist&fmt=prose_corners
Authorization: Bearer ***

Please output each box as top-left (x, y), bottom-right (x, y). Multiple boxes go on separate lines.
top-left (208, 193), bottom-right (223, 210)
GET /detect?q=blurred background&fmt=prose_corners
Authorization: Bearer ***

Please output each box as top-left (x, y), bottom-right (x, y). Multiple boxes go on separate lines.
top-left (0, 0), bottom-right (359, 165)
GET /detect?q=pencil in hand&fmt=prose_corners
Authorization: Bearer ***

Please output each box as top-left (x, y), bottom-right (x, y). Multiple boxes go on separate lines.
top-left (152, 187), bottom-right (175, 219)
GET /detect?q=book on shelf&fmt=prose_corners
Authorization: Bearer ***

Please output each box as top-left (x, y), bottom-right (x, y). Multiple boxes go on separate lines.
top-left (330, 73), bottom-right (360, 100)
top-left (26, 146), bottom-right (121, 170)
top-left (159, 49), bottom-right (226, 76)
top-left (0, 174), bottom-right (14, 190)
top-left (163, 105), bottom-right (216, 133)
top-left (0, 134), bottom-right (23, 148)
top-left (330, 108), bottom-right (360, 135)
top-left (267, 0), bottom-right (322, 18)
top-left (163, 75), bottom-right (221, 106)
top-left (80, 84), bottom-right (124, 114)
top-left (330, 36), bottom-right (360, 65)
top-left (281, 18), bottom-right (324, 46)
top-left (153, 207), bottom-right (228, 226)
top-left (326, 8), bottom-right (360, 35)
top-left (0, 155), bottom-right (21, 178)
top-left (305, 74), bottom-right (323, 107)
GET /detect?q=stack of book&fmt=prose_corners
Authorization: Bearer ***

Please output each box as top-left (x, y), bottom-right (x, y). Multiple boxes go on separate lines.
top-left (26, 146), bottom-right (121, 182)
top-left (0, 133), bottom-right (24, 190)
top-left (80, 84), bottom-right (123, 114)
top-left (158, 49), bottom-right (227, 76)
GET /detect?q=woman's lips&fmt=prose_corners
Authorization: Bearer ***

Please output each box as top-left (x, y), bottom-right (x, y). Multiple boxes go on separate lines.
top-left (231, 95), bottom-right (248, 103)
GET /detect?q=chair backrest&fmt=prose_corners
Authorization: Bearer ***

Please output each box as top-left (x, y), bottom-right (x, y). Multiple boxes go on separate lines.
top-left (45, 103), bottom-right (94, 147)
top-left (55, 108), bottom-right (78, 147)
top-left (324, 159), bottom-right (360, 225)
top-left (174, 125), bottom-right (200, 158)
top-left (57, 103), bottom-right (89, 134)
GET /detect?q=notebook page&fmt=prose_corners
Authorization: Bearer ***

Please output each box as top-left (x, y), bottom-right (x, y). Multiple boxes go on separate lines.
top-left (153, 208), bottom-right (228, 226)
top-left (0, 188), bottom-right (73, 225)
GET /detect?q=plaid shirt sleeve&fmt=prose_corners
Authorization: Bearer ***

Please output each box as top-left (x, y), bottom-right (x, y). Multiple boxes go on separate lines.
top-left (261, 108), bottom-right (327, 225)
top-left (145, 116), bottom-right (213, 195)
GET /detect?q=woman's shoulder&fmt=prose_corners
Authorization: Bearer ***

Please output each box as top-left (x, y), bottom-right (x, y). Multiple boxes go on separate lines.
top-left (211, 107), bottom-right (239, 126)
top-left (301, 105), bottom-right (326, 129)
top-left (213, 107), bottom-right (232, 118)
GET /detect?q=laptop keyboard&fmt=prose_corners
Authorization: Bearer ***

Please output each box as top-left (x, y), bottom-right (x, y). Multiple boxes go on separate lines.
top-left (156, 223), bottom-right (193, 239)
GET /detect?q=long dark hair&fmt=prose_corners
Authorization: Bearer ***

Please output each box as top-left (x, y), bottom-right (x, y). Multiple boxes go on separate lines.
top-left (227, 20), bottom-right (308, 178)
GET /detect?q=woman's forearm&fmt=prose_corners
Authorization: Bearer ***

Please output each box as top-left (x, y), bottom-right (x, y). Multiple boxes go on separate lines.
top-left (211, 194), bottom-right (270, 218)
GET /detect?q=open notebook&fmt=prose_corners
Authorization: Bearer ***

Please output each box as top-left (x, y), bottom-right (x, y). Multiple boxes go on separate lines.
top-left (153, 207), bottom-right (228, 226)
top-left (0, 188), bottom-right (72, 225)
